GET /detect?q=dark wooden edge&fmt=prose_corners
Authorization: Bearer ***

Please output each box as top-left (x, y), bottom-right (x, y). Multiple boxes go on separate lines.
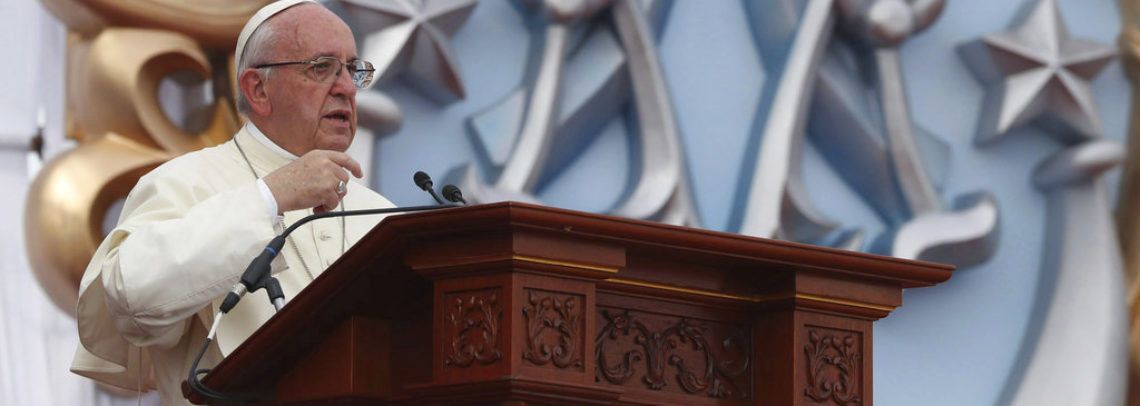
top-left (388, 202), bottom-right (953, 288)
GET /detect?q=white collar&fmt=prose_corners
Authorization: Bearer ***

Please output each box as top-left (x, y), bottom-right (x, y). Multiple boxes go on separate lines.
top-left (244, 122), bottom-right (299, 160)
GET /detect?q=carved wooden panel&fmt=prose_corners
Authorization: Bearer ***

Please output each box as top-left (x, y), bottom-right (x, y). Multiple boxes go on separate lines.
top-left (443, 288), bottom-right (504, 369)
top-left (522, 289), bottom-right (585, 371)
top-left (594, 307), bottom-right (751, 400)
top-left (803, 326), bottom-right (863, 405)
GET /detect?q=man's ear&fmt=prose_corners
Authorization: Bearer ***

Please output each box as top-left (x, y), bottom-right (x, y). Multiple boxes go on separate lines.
top-left (239, 69), bottom-right (272, 116)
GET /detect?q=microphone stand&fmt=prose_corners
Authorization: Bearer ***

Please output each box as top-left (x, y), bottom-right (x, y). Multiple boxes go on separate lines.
top-left (189, 171), bottom-right (466, 403)
top-left (189, 203), bottom-right (459, 403)
top-left (221, 204), bottom-right (460, 314)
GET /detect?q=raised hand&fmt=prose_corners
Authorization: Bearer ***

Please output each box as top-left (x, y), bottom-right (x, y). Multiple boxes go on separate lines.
top-left (262, 150), bottom-right (363, 214)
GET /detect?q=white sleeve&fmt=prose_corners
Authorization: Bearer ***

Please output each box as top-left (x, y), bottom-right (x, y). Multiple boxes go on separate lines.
top-left (255, 177), bottom-right (281, 222)
top-left (99, 168), bottom-right (281, 349)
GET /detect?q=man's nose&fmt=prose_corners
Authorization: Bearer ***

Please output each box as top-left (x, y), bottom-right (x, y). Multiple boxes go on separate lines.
top-left (330, 64), bottom-right (356, 97)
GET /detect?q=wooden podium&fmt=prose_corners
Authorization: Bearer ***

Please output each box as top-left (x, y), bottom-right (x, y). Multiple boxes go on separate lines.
top-left (187, 202), bottom-right (952, 405)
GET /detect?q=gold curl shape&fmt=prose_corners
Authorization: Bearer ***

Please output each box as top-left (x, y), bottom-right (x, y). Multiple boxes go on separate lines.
top-left (1116, 0), bottom-right (1140, 284)
top-left (24, 134), bottom-right (168, 316)
top-left (26, 28), bottom-right (240, 314)
top-left (1116, 1), bottom-right (1140, 404)
top-left (78, 28), bottom-right (238, 154)
top-left (39, 0), bottom-right (273, 49)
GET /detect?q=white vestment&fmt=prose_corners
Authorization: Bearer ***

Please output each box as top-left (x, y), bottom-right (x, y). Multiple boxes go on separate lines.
top-left (69, 125), bottom-right (394, 405)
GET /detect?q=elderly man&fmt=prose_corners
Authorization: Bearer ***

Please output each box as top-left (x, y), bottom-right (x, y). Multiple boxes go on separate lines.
top-left (69, 1), bottom-right (393, 403)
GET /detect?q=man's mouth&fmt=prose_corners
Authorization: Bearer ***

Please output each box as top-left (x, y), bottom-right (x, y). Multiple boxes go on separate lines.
top-left (323, 110), bottom-right (351, 124)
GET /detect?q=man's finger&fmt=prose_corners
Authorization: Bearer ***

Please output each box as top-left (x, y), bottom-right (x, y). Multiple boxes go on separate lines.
top-left (320, 192), bottom-right (340, 213)
top-left (334, 167), bottom-right (350, 183)
top-left (326, 152), bottom-right (363, 178)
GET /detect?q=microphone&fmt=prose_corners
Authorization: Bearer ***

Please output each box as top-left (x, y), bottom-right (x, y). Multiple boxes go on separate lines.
top-left (219, 234), bottom-right (286, 313)
top-left (443, 184), bottom-right (467, 205)
top-left (413, 171), bottom-right (446, 205)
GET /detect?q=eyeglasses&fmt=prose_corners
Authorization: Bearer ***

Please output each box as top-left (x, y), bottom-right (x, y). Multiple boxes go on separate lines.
top-left (254, 56), bottom-right (376, 89)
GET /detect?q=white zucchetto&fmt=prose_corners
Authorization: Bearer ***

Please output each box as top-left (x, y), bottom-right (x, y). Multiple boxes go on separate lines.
top-left (234, 0), bottom-right (316, 83)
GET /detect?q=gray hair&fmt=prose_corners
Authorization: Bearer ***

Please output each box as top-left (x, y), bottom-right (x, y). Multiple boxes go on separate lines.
top-left (235, 21), bottom-right (279, 114)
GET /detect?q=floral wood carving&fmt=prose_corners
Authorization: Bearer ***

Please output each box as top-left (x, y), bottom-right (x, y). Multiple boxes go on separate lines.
top-left (595, 308), bottom-right (750, 399)
top-left (804, 328), bottom-right (863, 404)
top-left (444, 290), bottom-right (504, 368)
top-left (522, 290), bottom-right (584, 370)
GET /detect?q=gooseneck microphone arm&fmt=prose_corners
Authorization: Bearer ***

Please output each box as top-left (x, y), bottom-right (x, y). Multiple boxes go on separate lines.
top-left (224, 171), bottom-right (461, 314)
top-left (190, 203), bottom-right (458, 403)
top-left (219, 203), bottom-right (458, 314)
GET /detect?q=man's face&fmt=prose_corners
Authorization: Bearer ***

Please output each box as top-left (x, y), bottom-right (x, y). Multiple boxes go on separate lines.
top-left (262, 5), bottom-right (358, 155)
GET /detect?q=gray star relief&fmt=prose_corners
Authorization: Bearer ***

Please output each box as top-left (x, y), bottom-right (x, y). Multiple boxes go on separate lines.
top-left (957, 0), bottom-right (1116, 145)
top-left (339, 0), bottom-right (478, 104)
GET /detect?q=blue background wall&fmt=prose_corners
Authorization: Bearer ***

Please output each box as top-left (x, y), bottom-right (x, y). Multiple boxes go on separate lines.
top-left (365, 1), bottom-right (1130, 404)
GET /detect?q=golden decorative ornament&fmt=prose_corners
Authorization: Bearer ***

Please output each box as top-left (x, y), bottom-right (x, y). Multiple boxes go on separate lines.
top-left (39, 0), bottom-right (272, 48)
top-left (24, 134), bottom-right (168, 315)
top-left (27, 1), bottom-right (258, 315)
top-left (77, 28), bottom-right (238, 153)
top-left (1114, 0), bottom-right (1140, 404)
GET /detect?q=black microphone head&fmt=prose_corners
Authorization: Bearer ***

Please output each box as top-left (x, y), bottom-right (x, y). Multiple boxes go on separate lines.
top-left (442, 184), bottom-right (466, 204)
top-left (413, 171), bottom-right (433, 191)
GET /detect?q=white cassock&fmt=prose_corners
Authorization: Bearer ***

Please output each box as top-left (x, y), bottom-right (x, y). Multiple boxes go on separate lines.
top-left (69, 124), bottom-right (395, 405)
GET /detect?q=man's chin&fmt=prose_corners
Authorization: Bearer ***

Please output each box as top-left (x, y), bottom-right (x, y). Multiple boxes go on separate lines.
top-left (318, 132), bottom-right (354, 152)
